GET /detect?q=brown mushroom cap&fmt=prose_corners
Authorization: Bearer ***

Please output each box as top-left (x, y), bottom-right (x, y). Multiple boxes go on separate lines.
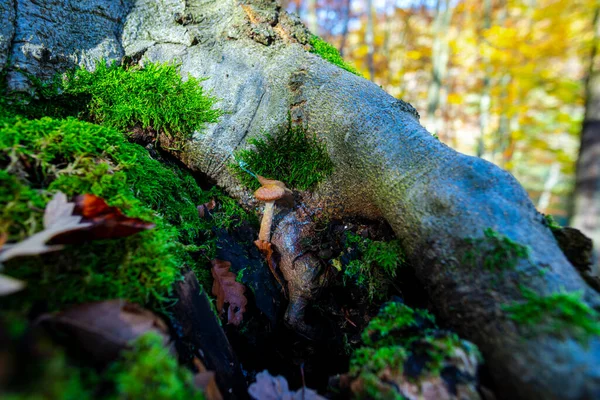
top-left (257, 175), bottom-right (287, 189)
top-left (254, 185), bottom-right (287, 202)
top-left (254, 176), bottom-right (293, 204)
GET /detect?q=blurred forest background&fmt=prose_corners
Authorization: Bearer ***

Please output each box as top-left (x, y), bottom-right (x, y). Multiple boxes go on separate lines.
top-left (283, 0), bottom-right (599, 227)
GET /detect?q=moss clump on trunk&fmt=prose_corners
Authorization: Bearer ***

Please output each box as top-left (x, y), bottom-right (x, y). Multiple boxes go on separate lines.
top-left (503, 287), bottom-right (600, 344)
top-left (309, 35), bottom-right (361, 76)
top-left (230, 123), bottom-right (334, 191)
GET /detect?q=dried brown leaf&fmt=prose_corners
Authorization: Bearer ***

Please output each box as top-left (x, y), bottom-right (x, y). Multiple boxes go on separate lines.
top-left (0, 192), bottom-right (154, 263)
top-left (192, 357), bottom-right (223, 400)
top-left (37, 299), bottom-right (169, 365)
top-left (0, 192), bottom-right (91, 262)
top-left (248, 370), bottom-right (326, 400)
top-left (211, 259), bottom-right (248, 326)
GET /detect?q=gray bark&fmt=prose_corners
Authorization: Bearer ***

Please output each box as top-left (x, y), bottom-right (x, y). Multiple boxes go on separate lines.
top-left (1, 1), bottom-right (600, 399)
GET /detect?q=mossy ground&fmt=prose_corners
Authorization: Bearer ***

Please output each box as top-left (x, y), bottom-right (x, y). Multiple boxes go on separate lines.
top-left (0, 114), bottom-right (251, 310)
top-left (350, 301), bottom-right (479, 399)
top-left (0, 60), bottom-right (248, 398)
top-left (309, 35), bottom-right (361, 76)
top-left (230, 122), bottom-right (334, 191)
top-left (503, 287), bottom-right (600, 344)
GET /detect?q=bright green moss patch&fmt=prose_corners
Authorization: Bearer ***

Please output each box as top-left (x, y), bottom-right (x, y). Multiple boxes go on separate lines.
top-left (360, 302), bottom-right (435, 348)
top-left (309, 35), bottom-right (361, 76)
top-left (230, 123), bottom-right (334, 191)
top-left (60, 61), bottom-right (222, 139)
top-left (108, 332), bottom-right (204, 400)
top-left (503, 288), bottom-right (600, 344)
top-left (1, 60), bottom-right (222, 141)
top-left (0, 115), bottom-right (251, 309)
top-left (340, 233), bottom-right (405, 301)
top-left (544, 214), bottom-right (562, 231)
top-left (464, 228), bottom-right (531, 272)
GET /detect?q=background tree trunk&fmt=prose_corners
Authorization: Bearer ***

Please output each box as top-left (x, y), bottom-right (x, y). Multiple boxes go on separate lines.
top-left (1, 1), bottom-right (600, 399)
top-left (426, 0), bottom-right (453, 136)
top-left (571, 6), bottom-right (600, 271)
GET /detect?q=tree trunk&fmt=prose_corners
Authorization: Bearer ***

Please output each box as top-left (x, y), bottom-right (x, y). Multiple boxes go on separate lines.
top-left (2, 1), bottom-right (600, 399)
top-left (571, 7), bottom-right (600, 271)
top-left (476, 0), bottom-right (492, 158)
top-left (426, 0), bottom-right (454, 136)
top-left (338, 0), bottom-right (351, 57)
top-left (365, 0), bottom-right (375, 81)
top-left (306, 0), bottom-right (318, 34)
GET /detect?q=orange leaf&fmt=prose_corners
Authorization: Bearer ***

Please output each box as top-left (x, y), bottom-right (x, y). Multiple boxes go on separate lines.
top-left (211, 259), bottom-right (248, 326)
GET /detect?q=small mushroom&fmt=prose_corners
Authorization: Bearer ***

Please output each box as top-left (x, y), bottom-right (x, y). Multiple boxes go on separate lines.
top-left (253, 176), bottom-right (293, 243)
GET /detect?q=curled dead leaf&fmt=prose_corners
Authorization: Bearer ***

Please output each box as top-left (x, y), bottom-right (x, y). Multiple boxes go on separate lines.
top-left (50, 194), bottom-right (156, 243)
top-left (211, 259), bottom-right (248, 326)
top-left (0, 192), bottom-right (154, 263)
top-left (37, 299), bottom-right (170, 365)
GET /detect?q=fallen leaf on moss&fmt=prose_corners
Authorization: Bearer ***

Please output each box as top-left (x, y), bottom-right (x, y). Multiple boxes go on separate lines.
top-left (51, 193), bottom-right (155, 243)
top-left (0, 192), bottom-right (154, 263)
top-left (37, 299), bottom-right (170, 365)
top-left (0, 192), bottom-right (91, 262)
top-left (211, 259), bottom-right (248, 326)
top-left (248, 370), bottom-right (326, 400)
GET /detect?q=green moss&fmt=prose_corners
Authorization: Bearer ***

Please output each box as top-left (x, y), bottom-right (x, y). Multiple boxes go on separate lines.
top-left (60, 60), bottom-right (222, 140)
top-left (230, 123), bottom-right (334, 191)
top-left (543, 214), bottom-right (562, 231)
top-left (108, 332), bottom-right (204, 400)
top-left (361, 302), bottom-right (435, 348)
top-left (350, 302), bottom-right (478, 399)
top-left (2, 61), bottom-right (222, 142)
top-left (0, 115), bottom-right (251, 310)
top-left (464, 228), bottom-right (531, 272)
top-left (340, 233), bottom-right (405, 300)
top-left (309, 35), bottom-right (361, 76)
top-left (350, 346), bottom-right (409, 376)
top-left (503, 287), bottom-right (600, 344)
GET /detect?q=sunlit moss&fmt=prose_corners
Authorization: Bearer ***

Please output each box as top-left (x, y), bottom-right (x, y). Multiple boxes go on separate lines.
top-left (61, 61), bottom-right (222, 140)
top-left (230, 123), bottom-right (334, 191)
top-left (309, 35), bottom-right (361, 76)
top-left (0, 114), bottom-right (251, 310)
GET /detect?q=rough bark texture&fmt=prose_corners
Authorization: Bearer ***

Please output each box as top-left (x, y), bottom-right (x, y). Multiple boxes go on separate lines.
top-left (1, 1), bottom-right (600, 399)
